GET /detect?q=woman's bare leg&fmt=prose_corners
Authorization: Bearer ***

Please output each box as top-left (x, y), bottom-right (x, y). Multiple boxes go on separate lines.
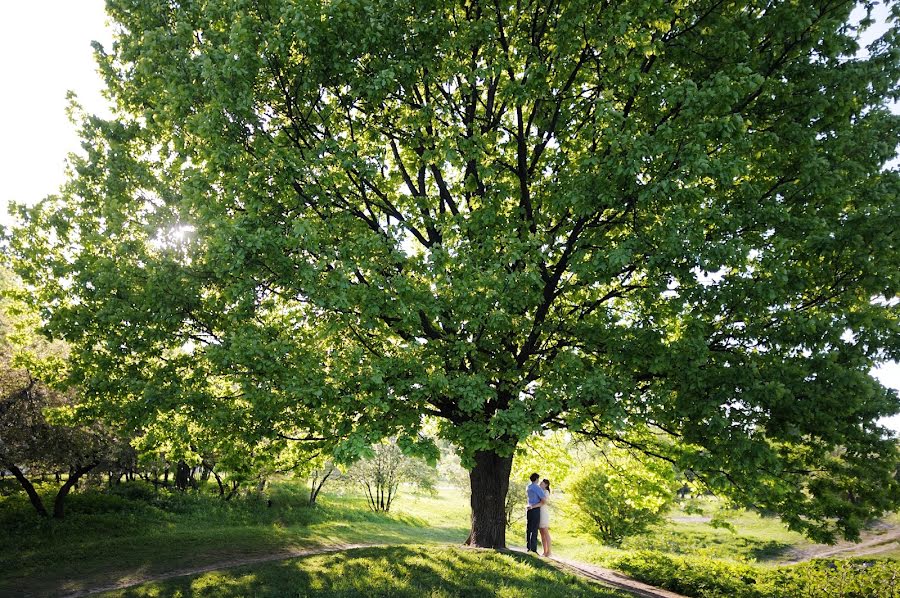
top-left (539, 527), bottom-right (549, 556)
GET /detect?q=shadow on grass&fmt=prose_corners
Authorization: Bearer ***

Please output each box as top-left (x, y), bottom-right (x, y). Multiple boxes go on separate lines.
top-left (0, 485), bottom-right (470, 597)
top-left (748, 539), bottom-right (794, 561)
top-left (105, 546), bottom-right (628, 598)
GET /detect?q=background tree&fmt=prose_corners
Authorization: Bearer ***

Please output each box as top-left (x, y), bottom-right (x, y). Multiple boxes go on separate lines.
top-left (8, 0), bottom-right (900, 548)
top-left (568, 445), bottom-right (680, 547)
top-left (0, 271), bottom-right (111, 518)
top-left (344, 441), bottom-right (437, 512)
top-left (131, 408), bottom-right (323, 499)
top-left (307, 459), bottom-right (336, 507)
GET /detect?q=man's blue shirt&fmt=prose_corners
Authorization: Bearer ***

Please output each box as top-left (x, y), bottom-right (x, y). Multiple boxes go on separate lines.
top-left (526, 482), bottom-right (543, 507)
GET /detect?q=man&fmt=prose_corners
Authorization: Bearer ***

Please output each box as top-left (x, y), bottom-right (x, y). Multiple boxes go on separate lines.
top-left (525, 472), bottom-right (545, 553)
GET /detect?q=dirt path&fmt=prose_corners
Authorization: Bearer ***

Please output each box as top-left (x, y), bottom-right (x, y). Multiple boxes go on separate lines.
top-left (60, 543), bottom-right (377, 598)
top-left (58, 525), bottom-right (900, 598)
top-left (507, 548), bottom-right (687, 598)
top-left (62, 543), bottom-right (687, 598)
top-left (783, 523), bottom-right (900, 564)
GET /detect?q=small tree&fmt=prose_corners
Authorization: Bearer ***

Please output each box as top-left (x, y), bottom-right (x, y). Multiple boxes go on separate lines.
top-left (0, 378), bottom-right (109, 518)
top-left (0, 271), bottom-right (110, 518)
top-left (568, 447), bottom-right (679, 547)
top-left (345, 442), bottom-right (437, 512)
top-left (307, 462), bottom-right (336, 507)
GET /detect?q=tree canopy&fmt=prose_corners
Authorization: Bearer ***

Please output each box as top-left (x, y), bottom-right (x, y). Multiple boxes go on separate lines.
top-left (8, 0), bottom-right (900, 547)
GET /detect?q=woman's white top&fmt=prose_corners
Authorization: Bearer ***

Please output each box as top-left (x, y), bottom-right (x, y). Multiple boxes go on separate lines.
top-left (539, 489), bottom-right (550, 528)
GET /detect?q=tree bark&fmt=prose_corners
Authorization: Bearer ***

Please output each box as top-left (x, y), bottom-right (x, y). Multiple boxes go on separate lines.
top-left (212, 471), bottom-right (226, 497)
top-left (225, 480), bottom-right (240, 501)
top-left (309, 465), bottom-right (334, 506)
top-left (53, 461), bottom-right (99, 519)
top-left (466, 450), bottom-right (513, 549)
top-left (174, 460), bottom-right (191, 491)
top-left (5, 463), bottom-right (49, 517)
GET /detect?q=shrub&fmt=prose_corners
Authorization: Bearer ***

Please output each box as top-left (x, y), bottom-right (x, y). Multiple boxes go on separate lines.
top-left (614, 551), bottom-right (766, 598)
top-left (613, 551), bottom-right (900, 598)
top-left (567, 448), bottom-right (679, 547)
top-left (769, 559), bottom-right (900, 598)
top-left (106, 480), bottom-right (157, 502)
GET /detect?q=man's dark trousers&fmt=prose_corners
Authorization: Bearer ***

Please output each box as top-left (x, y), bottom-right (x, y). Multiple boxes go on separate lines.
top-left (526, 507), bottom-right (540, 552)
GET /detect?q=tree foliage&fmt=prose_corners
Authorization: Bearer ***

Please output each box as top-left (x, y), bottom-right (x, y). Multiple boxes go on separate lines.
top-left (568, 446), bottom-right (679, 546)
top-left (7, 0), bottom-right (900, 545)
top-left (0, 270), bottom-right (111, 518)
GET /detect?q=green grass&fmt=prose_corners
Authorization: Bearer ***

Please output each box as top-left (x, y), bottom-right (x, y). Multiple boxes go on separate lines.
top-left (524, 493), bottom-right (827, 567)
top-left (0, 479), bottom-right (470, 597)
top-left (865, 543), bottom-right (900, 560)
top-left (2, 478), bottom-right (897, 597)
top-left (622, 500), bottom-right (811, 563)
top-left (96, 545), bottom-right (630, 597)
top-left (528, 494), bottom-right (900, 598)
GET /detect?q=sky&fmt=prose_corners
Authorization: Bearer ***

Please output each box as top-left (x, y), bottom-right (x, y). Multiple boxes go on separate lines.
top-left (1, 1), bottom-right (899, 431)
top-left (0, 1), bottom-right (113, 220)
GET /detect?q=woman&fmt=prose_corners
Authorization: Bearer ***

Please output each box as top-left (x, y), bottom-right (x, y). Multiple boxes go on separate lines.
top-left (539, 478), bottom-right (552, 557)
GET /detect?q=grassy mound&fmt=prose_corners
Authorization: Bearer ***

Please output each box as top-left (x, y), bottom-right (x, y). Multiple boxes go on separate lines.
top-left (95, 545), bottom-right (628, 597)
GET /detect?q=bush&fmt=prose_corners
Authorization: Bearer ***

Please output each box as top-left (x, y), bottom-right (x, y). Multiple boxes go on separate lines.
top-left (614, 551), bottom-right (764, 598)
top-left (567, 449), bottom-right (678, 547)
top-left (770, 560), bottom-right (900, 598)
top-left (106, 480), bottom-right (158, 502)
top-left (613, 551), bottom-right (900, 598)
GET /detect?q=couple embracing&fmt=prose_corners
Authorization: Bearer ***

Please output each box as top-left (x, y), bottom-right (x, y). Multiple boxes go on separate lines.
top-left (525, 472), bottom-right (552, 556)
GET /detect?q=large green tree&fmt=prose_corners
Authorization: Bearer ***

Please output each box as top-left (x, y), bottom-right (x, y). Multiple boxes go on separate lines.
top-left (9, 0), bottom-right (900, 547)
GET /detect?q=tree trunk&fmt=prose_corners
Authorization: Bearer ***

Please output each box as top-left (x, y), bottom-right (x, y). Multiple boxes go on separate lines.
top-left (174, 460), bottom-right (191, 491)
top-left (6, 463), bottom-right (48, 517)
top-left (309, 465), bottom-right (334, 507)
top-left (466, 450), bottom-right (513, 549)
top-left (212, 470), bottom-right (226, 497)
top-left (225, 480), bottom-right (240, 501)
top-left (53, 461), bottom-right (99, 519)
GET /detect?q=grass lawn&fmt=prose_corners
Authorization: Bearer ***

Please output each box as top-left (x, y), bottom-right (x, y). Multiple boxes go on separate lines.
top-left (521, 493), bottom-right (834, 567)
top-left (507, 491), bottom-right (900, 577)
top-left (96, 545), bottom-right (631, 598)
top-left (623, 498), bottom-right (812, 563)
top-left (0, 480), bottom-right (471, 597)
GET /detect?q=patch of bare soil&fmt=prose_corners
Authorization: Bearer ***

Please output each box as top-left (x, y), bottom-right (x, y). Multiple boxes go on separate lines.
top-left (782, 521), bottom-right (900, 564)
